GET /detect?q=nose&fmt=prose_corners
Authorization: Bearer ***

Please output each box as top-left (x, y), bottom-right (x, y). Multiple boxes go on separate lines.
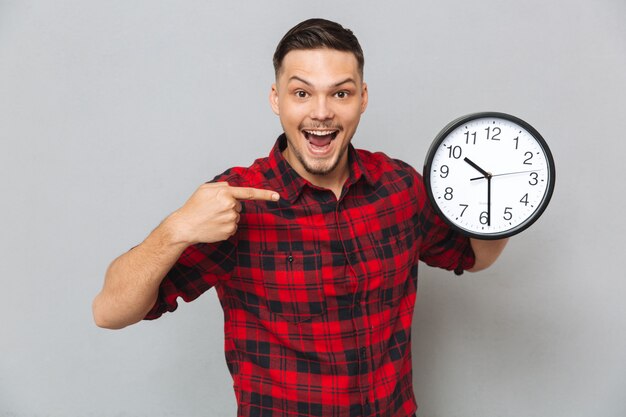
top-left (310, 96), bottom-right (334, 121)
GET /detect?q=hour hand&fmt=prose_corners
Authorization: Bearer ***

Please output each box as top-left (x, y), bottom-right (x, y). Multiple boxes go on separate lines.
top-left (463, 157), bottom-right (491, 178)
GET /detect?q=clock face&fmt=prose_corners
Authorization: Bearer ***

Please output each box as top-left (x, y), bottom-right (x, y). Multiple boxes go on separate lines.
top-left (424, 112), bottom-right (555, 239)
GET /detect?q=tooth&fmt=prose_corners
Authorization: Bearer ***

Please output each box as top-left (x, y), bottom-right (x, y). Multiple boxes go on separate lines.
top-left (306, 130), bottom-right (334, 136)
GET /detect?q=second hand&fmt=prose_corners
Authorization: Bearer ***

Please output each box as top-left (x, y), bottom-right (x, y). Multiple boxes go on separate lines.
top-left (470, 169), bottom-right (540, 181)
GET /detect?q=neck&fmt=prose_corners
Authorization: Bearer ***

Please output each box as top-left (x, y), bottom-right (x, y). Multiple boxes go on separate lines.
top-left (283, 147), bottom-right (350, 199)
top-left (306, 168), bottom-right (349, 199)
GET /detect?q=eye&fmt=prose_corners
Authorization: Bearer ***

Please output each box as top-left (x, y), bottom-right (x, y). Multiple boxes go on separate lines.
top-left (335, 91), bottom-right (349, 99)
top-left (295, 90), bottom-right (309, 99)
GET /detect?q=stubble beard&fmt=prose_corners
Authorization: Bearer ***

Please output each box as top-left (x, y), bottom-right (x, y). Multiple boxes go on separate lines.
top-left (285, 131), bottom-right (350, 177)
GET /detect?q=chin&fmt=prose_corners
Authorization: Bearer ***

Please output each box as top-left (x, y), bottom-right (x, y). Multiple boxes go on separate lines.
top-left (300, 157), bottom-right (336, 176)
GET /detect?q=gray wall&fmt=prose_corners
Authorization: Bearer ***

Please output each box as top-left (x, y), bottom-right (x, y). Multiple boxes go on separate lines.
top-left (1, 1), bottom-right (625, 416)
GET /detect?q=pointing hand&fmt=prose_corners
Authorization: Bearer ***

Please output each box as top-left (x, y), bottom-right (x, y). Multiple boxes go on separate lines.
top-left (168, 182), bottom-right (280, 245)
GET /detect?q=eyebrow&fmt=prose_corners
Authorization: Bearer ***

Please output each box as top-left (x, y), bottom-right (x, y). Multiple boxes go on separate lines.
top-left (288, 76), bottom-right (358, 88)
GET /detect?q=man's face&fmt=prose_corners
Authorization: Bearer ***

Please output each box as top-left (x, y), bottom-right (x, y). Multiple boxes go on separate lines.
top-left (270, 48), bottom-right (368, 184)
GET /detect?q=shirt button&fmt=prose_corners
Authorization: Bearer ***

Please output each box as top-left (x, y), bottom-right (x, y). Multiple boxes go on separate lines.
top-left (363, 400), bottom-right (371, 416)
top-left (287, 255), bottom-right (294, 263)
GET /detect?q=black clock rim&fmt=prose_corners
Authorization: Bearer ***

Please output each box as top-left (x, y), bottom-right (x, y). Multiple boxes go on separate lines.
top-left (423, 111), bottom-right (556, 240)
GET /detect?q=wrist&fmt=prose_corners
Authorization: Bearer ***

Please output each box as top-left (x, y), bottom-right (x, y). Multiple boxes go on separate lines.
top-left (468, 237), bottom-right (509, 272)
top-left (155, 211), bottom-right (196, 248)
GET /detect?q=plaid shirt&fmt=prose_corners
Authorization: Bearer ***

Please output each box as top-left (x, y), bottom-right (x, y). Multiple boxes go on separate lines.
top-left (146, 134), bottom-right (475, 417)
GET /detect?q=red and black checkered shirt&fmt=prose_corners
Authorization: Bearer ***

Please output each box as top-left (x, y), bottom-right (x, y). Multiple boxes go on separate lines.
top-left (146, 134), bottom-right (475, 417)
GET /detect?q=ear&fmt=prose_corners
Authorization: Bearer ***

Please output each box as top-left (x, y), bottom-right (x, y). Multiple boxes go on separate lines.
top-left (360, 82), bottom-right (369, 114)
top-left (269, 84), bottom-right (280, 115)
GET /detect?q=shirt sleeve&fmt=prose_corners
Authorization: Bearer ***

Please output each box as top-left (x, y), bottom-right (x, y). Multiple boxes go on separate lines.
top-left (144, 170), bottom-right (245, 320)
top-left (144, 238), bottom-right (237, 320)
top-left (415, 171), bottom-right (476, 273)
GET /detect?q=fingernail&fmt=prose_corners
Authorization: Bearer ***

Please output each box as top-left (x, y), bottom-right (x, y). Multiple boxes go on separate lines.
top-left (272, 193), bottom-right (280, 201)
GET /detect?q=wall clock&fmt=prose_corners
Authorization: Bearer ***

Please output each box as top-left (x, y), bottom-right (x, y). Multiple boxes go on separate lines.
top-left (423, 112), bottom-right (556, 239)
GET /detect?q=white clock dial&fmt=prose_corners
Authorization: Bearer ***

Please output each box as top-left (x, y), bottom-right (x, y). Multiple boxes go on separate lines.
top-left (424, 113), bottom-right (555, 239)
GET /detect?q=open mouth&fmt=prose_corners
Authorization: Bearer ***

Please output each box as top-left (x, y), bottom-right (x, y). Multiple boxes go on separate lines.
top-left (302, 129), bottom-right (339, 150)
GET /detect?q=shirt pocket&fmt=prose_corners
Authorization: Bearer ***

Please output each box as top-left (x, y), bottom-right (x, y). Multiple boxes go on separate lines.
top-left (375, 230), bottom-right (416, 308)
top-left (261, 250), bottom-right (326, 323)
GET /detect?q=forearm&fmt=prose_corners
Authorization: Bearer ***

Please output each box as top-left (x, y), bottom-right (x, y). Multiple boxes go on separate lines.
top-left (92, 216), bottom-right (188, 329)
top-left (92, 183), bottom-right (278, 329)
top-left (467, 237), bottom-right (509, 272)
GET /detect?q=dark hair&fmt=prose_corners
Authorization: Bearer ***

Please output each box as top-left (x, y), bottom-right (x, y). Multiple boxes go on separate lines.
top-left (273, 18), bottom-right (364, 78)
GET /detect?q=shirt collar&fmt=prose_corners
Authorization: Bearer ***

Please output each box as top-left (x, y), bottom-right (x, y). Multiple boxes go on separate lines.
top-left (267, 134), bottom-right (375, 204)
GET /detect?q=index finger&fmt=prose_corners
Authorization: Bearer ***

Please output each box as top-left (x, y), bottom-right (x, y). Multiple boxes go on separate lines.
top-left (228, 186), bottom-right (280, 202)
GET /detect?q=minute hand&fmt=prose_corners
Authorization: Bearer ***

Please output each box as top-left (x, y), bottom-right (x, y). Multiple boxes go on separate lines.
top-left (470, 169), bottom-right (539, 181)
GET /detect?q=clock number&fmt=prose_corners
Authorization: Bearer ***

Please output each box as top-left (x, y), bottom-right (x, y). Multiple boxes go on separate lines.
top-left (440, 165), bottom-right (449, 178)
top-left (464, 131), bottom-right (477, 145)
top-left (459, 204), bottom-right (468, 217)
top-left (520, 193), bottom-right (529, 206)
top-left (444, 187), bottom-right (454, 200)
top-left (503, 207), bottom-right (513, 221)
top-left (513, 136), bottom-right (519, 150)
top-left (523, 151), bottom-right (533, 165)
top-left (479, 211), bottom-right (489, 225)
top-left (529, 172), bottom-right (538, 186)
top-left (485, 126), bottom-right (501, 141)
top-left (448, 145), bottom-right (462, 159)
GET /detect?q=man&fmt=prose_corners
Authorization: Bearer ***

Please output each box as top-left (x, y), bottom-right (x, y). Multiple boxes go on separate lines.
top-left (93, 18), bottom-right (507, 417)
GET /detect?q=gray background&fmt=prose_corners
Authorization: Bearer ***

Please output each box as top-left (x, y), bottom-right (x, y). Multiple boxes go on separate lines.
top-left (1, 1), bottom-right (625, 416)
